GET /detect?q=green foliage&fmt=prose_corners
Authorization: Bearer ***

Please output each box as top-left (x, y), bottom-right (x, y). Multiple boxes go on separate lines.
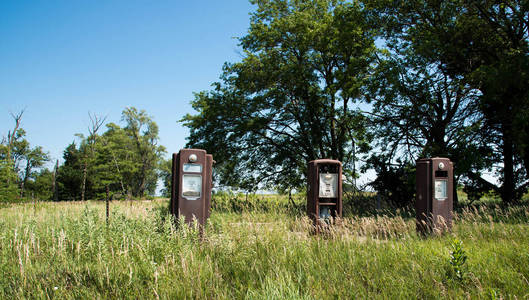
top-left (0, 159), bottom-right (18, 202)
top-left (367, 157), bottom-right (415, 207)
top-left (0, 199), bottom-right (528, 298)
top-left (183, 0), bottom-right (376, 191)
top-left (362, 0), bottom-right (503, 205)
top-left (182, 0), bottom-right (527, 201)
top-left (24, 169), bottom-right (54, 200)
top-left (57, 142), bottom-right (84, 200)
top-left (56, 107), bottom-right (165, 200)
top-left (121, 107), bottom-right (166, 198)
top-left (158, 158), bottom-right (172, 198)
top-left (19, 146), bottom-right (50, 197)
top-left (365, 0), bottom-right (529, 202)
top-left (1, 112), bottom-right (50, 202)
top-left (488, 288), bottom-right (500, 300)
top-left (447, 239), bottom-right (468, 282)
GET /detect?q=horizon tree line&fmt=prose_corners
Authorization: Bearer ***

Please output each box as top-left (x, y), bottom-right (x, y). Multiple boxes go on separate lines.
top-left (1, 107), bottom-right (167, 202)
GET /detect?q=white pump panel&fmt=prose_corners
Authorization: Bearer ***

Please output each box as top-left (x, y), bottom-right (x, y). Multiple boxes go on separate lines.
top-left (319, 173), bottom-right (338, 198)
top-left (182, 174), bottom-right (202, 200)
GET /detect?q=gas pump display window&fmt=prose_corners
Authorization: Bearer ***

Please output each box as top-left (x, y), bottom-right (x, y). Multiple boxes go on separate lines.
top-left (183, 163), bottom-right (202, 173)
top-left (319, 173), bottom-right (338, 198)
top-left (435, 180), bottom-right (448, 200)
top-left (182, 174), bottom-right (202, 200)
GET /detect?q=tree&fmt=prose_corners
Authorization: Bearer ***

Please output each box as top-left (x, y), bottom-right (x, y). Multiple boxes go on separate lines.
top-left (363, 30), bottom-right (490, 205)
top-left (52, 160), bottom-right (58, 201)
top-left (19, 146), bottom-right (49, 198)
top-left (91, 122), bottom-right (135, 198)
top-left (5, 111), bottom-right (24, 169)
top-left (3, 111), bottom-right (29, 191)
top-left (439, 0), bottom-right (529, 202)
top-left (78, 113), bottom-right (106, 201)
top-left (1, 110), bottom-right (49, 201)
top-left (25, 168), bottom-right (54, 200)
top-left (159, 158), bottom-right (172, 198)
top-left (365, 0), bottom-right (529, 202)
top-left (0, 112), bottom-right (22, 201)
top-left (57, 142), bottom-right (84, 200)
top-left (55, 108), bottom-right (165, 200)
top-left (183, 0), bottom-right (376, 191)
top-left (0, 158), bottom-right (18, 202)
top-left (121, 107), bottom-right (165, 198)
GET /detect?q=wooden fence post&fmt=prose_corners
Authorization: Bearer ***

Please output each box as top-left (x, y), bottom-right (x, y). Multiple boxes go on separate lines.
top-left (106, 185), bottom-right (110, 225)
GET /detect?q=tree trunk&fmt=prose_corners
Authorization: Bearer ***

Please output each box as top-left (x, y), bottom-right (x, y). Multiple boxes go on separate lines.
top-left (138, 161), bottom-right (146, 199)
top-left (453, 176), bottom-right (459, 208)
top-left (330, 95), bottom-right (337, 159)
top-left (81, 159), bottom-right (87, 201)
top-left (52, 160), bottom-right (59, 201)
top-left (522, 125), bottom-right (529, 183)
top-left (106, 185), bottom-right (110, 225)
top-left (19, 181), bottom-right (24, 198)
top-left (6, 111), bottom-right (23, 185)
top-left (109, 147), bottom-right (126, 195)
top-left (501, 123), bottom-right (514, 203)
top-left (288, 188), bottom-right (298, 210)
top-left (20, 161), bottom-right (31, 198)
top-left (523, 151), bottom-right (529, 185)
top-left (81, 113), bottom-right (106, 201)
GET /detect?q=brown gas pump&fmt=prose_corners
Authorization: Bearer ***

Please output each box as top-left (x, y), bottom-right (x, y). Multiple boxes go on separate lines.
top-left (307, 159), bottom-right (343, 229)
top-left (170, 149), bottom-right (214, 225)
top-left (416, 157), bottom-right (453, 234)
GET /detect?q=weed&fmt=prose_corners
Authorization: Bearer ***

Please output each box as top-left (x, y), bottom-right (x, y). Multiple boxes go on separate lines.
top-left (448, 239), bottom-right (468, 282)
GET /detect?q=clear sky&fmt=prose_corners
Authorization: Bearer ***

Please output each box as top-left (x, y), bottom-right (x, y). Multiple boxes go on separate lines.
top-left (0, 0), bottom-right (254, 166)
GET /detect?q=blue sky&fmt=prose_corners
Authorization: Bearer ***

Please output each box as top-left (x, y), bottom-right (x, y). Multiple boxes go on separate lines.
top-left (1, 0), bottom-right (254, 165)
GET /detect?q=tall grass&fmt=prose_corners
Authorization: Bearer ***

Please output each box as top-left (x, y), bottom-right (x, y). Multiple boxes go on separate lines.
top-left (1, 197), bottom-right (528, 299)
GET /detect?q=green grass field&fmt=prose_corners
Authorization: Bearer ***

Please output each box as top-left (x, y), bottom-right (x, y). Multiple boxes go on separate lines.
top-left (1, 195), bottom-right (528, 299)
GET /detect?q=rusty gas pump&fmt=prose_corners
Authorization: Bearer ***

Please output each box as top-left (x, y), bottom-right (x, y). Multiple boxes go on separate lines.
top-left (416, 157), bottom-right (454, 234)
top-left (170, 149), bottom-right (214, 225)
top-left (307, 159), bottom-right (343, 229)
